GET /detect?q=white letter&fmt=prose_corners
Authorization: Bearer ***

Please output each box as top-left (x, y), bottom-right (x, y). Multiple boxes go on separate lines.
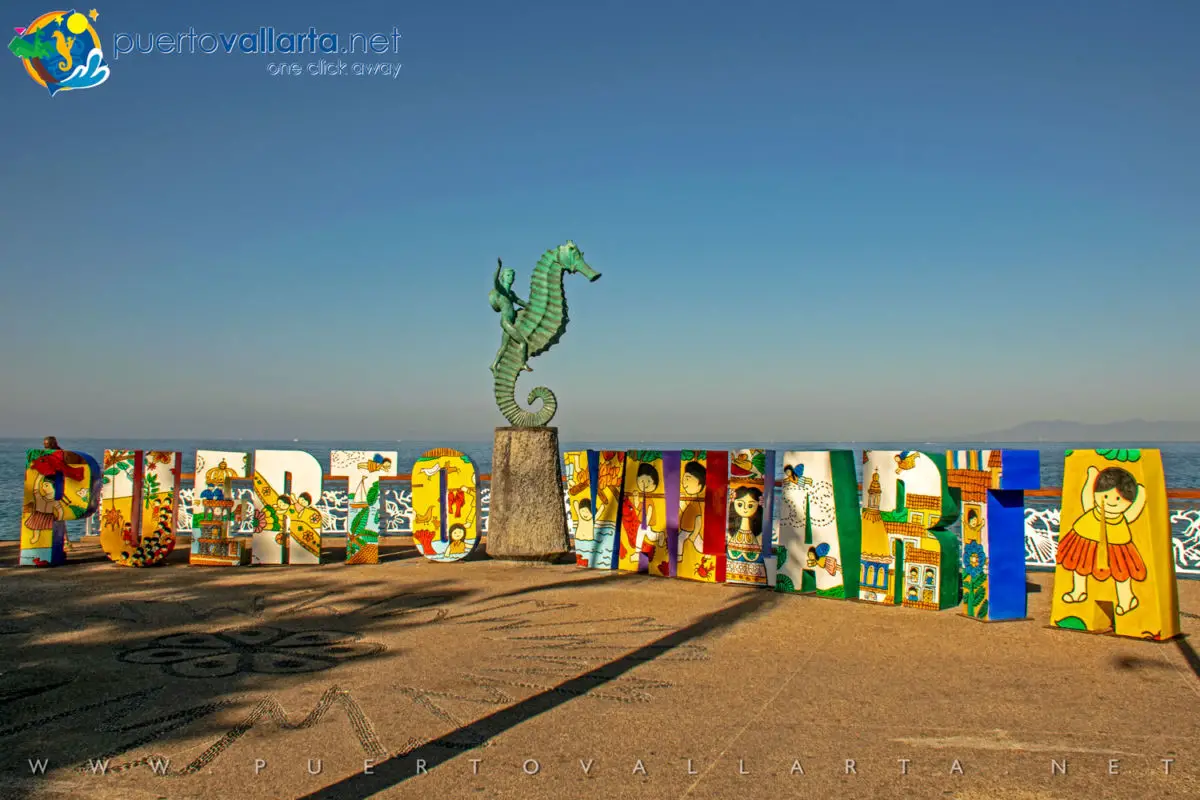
top-left (579, 759), bottom-right (594, 775)
top-left (307, 759), bottom-right (322, 775)
top-left (686, 758), bottom-right (697, 775)
top-left (523, 759), bottom-right (540, 775)
top-left (251, 449), bottom-right (323, 565)
top-left (845, 759), bottom-right (857, 774)
top-left (149, 757), bottom-right (170, 775)
top-left (950, 759), bottom-right (963, 775)
top-left (28, 759), bottom-right (48, 775)
top-left (898, 758), bottom-right (910, 775)
top-left (363, 759), bottom-right (374, 775)
top-left (738, 758), bottom-right (749, 775)
top-left (416, 759), bottom-right (427, 775)
top-left (633, 759), bottom-right (647, 775)
top-left (88, 759), bottom-right (109, 775)
top-left (254, 758), bottom-right (266, 774)
top-left (1051, 759), bottom-right (1067, 775)
top-left (790, 759), bottom-right (804, 775)
top-left (1108, 759), bottom-right (1120, 775)
top-left (470, 758), bottom-right (481, 775)
top-left (1162, 758), bottom-right (1174, 775)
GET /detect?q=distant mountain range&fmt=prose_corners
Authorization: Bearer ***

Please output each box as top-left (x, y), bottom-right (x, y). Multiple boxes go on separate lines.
top-left (964, 419), bottom-right (1200, 442)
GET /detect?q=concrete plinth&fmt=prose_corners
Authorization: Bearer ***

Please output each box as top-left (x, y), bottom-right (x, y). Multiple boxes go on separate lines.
top-left (486, 426), bottom-right (571, 561)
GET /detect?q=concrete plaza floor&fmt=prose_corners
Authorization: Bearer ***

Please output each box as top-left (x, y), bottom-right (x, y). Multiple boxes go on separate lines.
top-left (1, 539), bottom-right (1197, 799)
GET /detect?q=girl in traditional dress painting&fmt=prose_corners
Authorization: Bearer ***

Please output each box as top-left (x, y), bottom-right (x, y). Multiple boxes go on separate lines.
top-left (727, 486), bottom-right (763, 547)
top-left (1057, 466), bottom-right (1147, 616)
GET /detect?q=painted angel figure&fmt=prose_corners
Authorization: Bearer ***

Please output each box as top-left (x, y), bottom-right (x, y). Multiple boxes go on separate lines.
top-left (806, 542), bottom-right (841, 575)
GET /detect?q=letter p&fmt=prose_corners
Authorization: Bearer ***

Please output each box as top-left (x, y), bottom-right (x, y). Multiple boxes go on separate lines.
top-left (112, 33), bottom-right (133, 60)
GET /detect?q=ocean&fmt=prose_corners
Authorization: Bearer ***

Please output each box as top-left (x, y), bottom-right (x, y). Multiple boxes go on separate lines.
top-left (4, 437), bottom-right (1200, 543)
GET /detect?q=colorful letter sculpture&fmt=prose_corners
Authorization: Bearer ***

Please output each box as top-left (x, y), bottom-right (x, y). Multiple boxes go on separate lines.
top-left (858, 450), bottom-right (960, 609)
top-left (331, 450), bottom-right (397, 564)
top-left (775, 450), bottom-right (862, 598)
top-left (19, 448), bottom-right (100, 566)
top-left (1050, 449), bottom-right (1180, 640)
top-left (676, 450), bottom-right (729, 583)
top-left (564, 450), bottom-right (590, 553)
top-left (98, 450), bottom-right (182, 566)
top-left (250, 450), bottom-right (325, 565)
top-left (190, 450), bottom-right (250, 566)
top-left (575, 450), bottom-right (626, 569)
top-left (619, 451), bottom-right (670, 575)
top-left (410, 448), bottom-right (481, 562)
top-left (947, 449), bottom-right (1040, 621)
top-left (726, 449), bottom-right (775, 586)
top-left (488, 241), bottom-right (601, 427)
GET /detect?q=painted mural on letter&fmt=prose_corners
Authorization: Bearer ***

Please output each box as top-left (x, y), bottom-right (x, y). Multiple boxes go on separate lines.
top-left (947, 449), bottom-right (1040, 621)
top-left (250, 450), bottom-right (325, 565)
top-left (1050, 449), bottom-right (1180, 640)
top-left (620, 451), bottom-right (669, 575)
top-left (190, 450), bottom-right (251, 566)
top-left (99, 450), bottom-right (182, 567)
top-left (775, 450), bottom-right (862, 598)
top-left (409, 448), bottom-right (481, 562)
top-left (574, 450), bottom-right (625, 569)
top-left (564, 450), bottom-right (590, 554)
top-left (20, 448), bottom-right (100, 566)
top-left (726, 449), bottom-right (772, 586)
top-left (330, 450), bottom-right (397, 564)
top-left (858, 450), bottom-right (960, 609)
top-left (675, 450), bottom-right (727, 583)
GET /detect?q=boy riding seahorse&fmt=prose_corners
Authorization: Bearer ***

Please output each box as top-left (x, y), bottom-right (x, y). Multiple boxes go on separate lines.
top-left (488, 259), bottom-right (534, 374)
top-left (487, 241), bottom-right (600, 428)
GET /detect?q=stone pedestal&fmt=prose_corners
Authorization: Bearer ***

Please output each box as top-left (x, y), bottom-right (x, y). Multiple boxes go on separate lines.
top-left (486, 427), bottom-right (571, 561)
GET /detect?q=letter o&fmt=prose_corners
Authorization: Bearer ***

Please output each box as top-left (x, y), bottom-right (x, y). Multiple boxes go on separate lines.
top-left (523, 759), bottom-right (540, 775)
top-left (267, 63), bottom-right (281, 75)
top-left (410, 448), bottom-right (481, 562)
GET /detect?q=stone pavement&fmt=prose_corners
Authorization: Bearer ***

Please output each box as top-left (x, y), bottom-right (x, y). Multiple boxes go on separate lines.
top-left (0, 540), bottom-right (1197, 799)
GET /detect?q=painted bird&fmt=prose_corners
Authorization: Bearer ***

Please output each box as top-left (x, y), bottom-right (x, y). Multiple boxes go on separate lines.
top-left (419, 463), bottom-right (459, 478)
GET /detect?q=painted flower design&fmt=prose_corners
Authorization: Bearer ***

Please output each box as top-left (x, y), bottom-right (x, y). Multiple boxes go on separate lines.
top-left (962, 540), bottom-right (987, 581)
top-left (118, 627), bottom-right (384, 678)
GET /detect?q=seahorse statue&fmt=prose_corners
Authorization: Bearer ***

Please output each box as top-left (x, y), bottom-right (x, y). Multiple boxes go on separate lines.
top-left (488, 240), bottom-right (600, 427)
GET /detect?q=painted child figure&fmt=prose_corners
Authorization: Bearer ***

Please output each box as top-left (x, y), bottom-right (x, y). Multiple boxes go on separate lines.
top-left (1057, 465), bottom-right (1148, 616)
top-left (488, 259), bottom-right (534, 374)
top-left (677, 460), bottom-right (706, 557)
top-left (446, 523), bottom-right (469, 556)
top-left (623, 463), bottom-right (661, 570)
top-left (573, 499), bottom-right (595, 543)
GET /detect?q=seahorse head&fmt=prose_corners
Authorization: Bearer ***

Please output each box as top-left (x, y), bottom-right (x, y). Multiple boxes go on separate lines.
top-left (553, 240), bottom-right (600, 281)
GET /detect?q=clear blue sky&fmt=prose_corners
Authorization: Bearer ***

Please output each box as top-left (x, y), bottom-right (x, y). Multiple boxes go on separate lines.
top-left (2, 0), bottom-right (1197, 442)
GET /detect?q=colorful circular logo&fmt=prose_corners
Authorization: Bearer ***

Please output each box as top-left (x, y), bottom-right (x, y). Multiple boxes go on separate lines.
top-left (9, 8), bottom-right (109, 96)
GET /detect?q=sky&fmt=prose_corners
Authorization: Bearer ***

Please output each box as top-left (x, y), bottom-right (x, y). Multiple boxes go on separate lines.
top-left (1, 0), bottom-right (1198, 442)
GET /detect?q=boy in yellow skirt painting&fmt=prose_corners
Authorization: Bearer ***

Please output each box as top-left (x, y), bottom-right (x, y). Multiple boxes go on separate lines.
top-left (1056, 465), bottom-right (1147, 616)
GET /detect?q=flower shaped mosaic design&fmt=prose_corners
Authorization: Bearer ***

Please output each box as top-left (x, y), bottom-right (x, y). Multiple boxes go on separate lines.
top-left (117, 626), bottom-right (385, 679)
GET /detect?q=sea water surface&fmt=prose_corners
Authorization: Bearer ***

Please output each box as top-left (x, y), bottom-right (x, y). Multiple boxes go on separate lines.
top-left (3, 437), bottom-right (1200, 541)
